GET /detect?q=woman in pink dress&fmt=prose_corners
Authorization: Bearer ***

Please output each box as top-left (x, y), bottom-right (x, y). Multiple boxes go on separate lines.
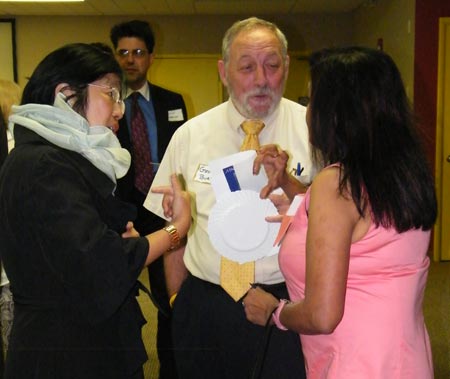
top-left (243, 46), bottom-right (437, 378)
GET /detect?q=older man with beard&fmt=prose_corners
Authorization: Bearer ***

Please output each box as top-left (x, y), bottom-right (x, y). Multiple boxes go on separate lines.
top-left (144, 17), bottom-right (314, 379)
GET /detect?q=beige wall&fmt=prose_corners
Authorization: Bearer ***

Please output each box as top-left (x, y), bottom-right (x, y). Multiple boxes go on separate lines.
top-left (354, 0), bottom-right (416, 99)
top-left (14, 14), bottom-right (354, 87)
top-left (11, 4), bottom-right (414, 103)
top-left (151, 55), bottom-right (222, 118)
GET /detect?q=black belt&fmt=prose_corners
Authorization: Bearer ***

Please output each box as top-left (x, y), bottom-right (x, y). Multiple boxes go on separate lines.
top-left (187, 272), bottom-right (286, 296)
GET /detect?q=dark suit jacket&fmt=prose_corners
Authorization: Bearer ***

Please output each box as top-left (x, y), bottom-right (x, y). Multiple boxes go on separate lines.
top-left (116, 83), bottom-right (187, 235)
top-left (0, 126), bottom-right (149, 378)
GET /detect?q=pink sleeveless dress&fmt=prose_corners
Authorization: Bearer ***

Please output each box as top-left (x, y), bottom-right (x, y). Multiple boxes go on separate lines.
top-left (279, 188), bottom-right (434, 379)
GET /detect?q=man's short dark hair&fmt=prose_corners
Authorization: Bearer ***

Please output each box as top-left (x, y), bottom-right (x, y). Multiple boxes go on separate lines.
top-left (110, 20), bottom-right (155, 53)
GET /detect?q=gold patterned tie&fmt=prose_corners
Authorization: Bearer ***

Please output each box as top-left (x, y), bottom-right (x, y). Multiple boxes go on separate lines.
top-left (220, 119), bottom-right (265, 301)
top-left (240, 119), bottom-right (265, 151)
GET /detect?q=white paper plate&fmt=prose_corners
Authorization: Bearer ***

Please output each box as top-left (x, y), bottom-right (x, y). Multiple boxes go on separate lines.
top-left (208, 190), bottom-right (279, 263)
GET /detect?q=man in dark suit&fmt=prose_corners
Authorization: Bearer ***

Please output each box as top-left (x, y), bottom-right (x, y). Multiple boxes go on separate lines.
top-left (110, 20), bottom-right (187, 379)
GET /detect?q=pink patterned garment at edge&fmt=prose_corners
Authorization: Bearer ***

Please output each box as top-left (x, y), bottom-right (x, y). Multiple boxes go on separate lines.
top-left (279, 186), bottom-right (434, 379)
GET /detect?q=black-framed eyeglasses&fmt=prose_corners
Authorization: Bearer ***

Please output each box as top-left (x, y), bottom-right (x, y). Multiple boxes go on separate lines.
top-left (88, 83), bottom-right (125, 114)
top-left (116, 49), bottom-right (148, 58)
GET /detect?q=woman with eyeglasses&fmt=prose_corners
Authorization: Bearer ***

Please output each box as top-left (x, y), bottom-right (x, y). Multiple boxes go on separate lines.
top-left (0, 43), bottom-right (191, 379)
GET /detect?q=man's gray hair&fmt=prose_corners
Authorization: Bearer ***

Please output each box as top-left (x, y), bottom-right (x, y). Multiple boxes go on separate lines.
top-left (221, 17), bottom-right (288, 65)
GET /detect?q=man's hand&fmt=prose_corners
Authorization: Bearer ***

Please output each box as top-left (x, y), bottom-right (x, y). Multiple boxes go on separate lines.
top-left (243, 287), bottom-right (279, 327)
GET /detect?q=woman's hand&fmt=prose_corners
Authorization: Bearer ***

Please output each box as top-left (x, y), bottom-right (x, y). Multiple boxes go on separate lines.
top-left (265, 193), bottom-right (292, 223)
top-left (152, 174), bottom-right (191, 238)
top-left (152, 182), bottom-right (175, 219)
top-left (170, 174), bottom-right (191, 237)
top-left (255, 145), bottom-right (307, 201)
top-left (243, 287), bottom-right (279, 327)
top-left (121, 221), bottom-right (140, 238)
top-left (254, 145), bottom-right (290, 199)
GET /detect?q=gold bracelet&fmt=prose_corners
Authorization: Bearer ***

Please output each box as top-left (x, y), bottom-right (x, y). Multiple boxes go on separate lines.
top-left (163, 224), bottom-right (181, 251)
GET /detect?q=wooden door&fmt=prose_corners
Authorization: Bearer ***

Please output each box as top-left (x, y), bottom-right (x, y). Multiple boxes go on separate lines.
top-left (434, 17), bottom-right (450, 260)
top-left (284, 52), bottom-right (310, 104)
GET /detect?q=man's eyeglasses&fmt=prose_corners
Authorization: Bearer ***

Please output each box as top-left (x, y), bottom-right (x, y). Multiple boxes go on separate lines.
top-left (88, 83), bottom-right (125, 114)
top-left (116, 49), bottom-right (148, 58)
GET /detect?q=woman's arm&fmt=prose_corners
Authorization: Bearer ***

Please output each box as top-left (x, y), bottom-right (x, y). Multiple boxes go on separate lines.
top-left (143, 174), bottom-right (191, 267)
top-left (245, 167), bottom-right (367, 334)
top-left (283, 167), bottom-right (364, 333)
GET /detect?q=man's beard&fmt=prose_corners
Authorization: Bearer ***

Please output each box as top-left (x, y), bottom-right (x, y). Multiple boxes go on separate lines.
top-left (228, 86), bottom-right (283, 119)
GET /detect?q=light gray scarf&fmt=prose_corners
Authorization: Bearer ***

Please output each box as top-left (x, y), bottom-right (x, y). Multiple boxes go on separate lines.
top-left (8, 93), bottom-right (131, 185)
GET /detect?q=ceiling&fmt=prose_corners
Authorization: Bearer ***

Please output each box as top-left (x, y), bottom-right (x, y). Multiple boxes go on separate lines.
top-left (0, 0), bottom-right (372, 17)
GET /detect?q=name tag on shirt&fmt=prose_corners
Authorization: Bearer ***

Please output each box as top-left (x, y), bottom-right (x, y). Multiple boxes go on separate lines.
top-left (168, 109), bottom-right (184, 122)
top-left (194, 164), bottom-right (211, 184)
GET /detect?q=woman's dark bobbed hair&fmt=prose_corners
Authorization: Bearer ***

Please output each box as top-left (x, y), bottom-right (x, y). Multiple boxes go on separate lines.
top-left (21, 43), bottom-right (122, 110)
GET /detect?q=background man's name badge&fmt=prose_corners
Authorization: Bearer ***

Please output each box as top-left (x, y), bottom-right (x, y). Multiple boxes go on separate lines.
top-left (168, 109), bottom-right (184, 122)
top-left (194, 164), bottom-right (211, 183)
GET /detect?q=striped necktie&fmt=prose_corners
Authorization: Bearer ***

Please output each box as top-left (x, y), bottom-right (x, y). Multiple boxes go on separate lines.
top-left (131, 92), bottom-right (154, 194)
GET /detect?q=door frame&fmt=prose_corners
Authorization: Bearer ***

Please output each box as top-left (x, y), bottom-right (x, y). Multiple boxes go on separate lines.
top-left (434, 17), bottom-right (450, 261)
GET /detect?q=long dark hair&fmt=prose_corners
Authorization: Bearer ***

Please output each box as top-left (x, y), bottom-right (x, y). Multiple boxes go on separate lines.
top-left (21, 43), bottom-right (122, 116)
top-left (308, 46), bottom-right (437, 232)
